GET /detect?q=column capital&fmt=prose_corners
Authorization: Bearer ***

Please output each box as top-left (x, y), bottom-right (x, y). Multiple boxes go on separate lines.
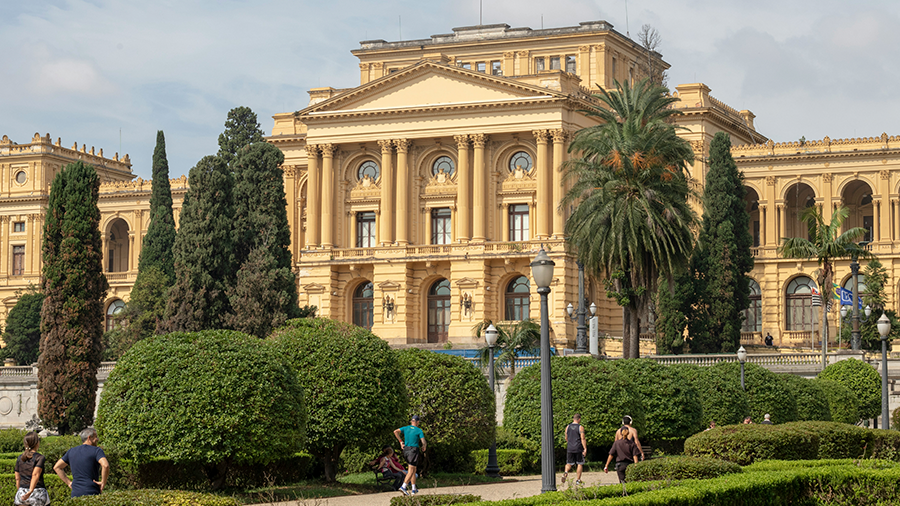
top-left (306, 144), bottom-right (320, 156)
top-left (532, 130), bottom-right (549, 143)
top-left (471, 133), bottom-right (488, 148)
top-left (393, 139), bottom-right (411, 153)
top-left (0, 216), bottom-right (9, 224)
top-left (516, 50), bottom-right (529, 57)
top-left (377, 139), bottom-right (393, 153)
top-left (321, 144), bottom-right (336, 157)
top-left (454, 134), bottom-right (470, 148)
top-left (550, 129), bottom-right (567, 144)
top-left (359, 63), bottom-right (370, 70)
top-left (822, 173), bottom-right (833, 183)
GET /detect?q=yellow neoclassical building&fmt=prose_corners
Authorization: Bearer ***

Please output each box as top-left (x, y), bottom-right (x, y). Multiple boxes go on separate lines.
top-left (1, 20), bottom-right (896, 353)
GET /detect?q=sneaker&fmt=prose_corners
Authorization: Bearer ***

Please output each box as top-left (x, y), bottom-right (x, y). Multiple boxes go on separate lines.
top-left (575, 480), bottom-right (584, 486)
top-left (561, 472), bottom-right (568, 483)
top-left (399, 485), bottom-right (409, 495)
top-left (411, 488), bottom-right (419, 495)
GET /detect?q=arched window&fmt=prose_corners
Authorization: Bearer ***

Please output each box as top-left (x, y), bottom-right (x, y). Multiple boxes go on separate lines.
top-left (352, 282), bottom-right (374, 330)
top-left (742, 279), bottom-right (762, 332)
top-left (106, 299), bottom-right (125, 332)
top-left (509, 151), bottom-right (533, 172)
top-left (505, 276), bottom-right (530, 321)
top-left (786, 276), bottom-right (816, 331)
top-left (358, 160), bottom-right (380, 181)
top-left (432, 156), bottom-right (455, 176)
top-left (427, 279), bottom-right (451, 343)
top-left (842, 275), bottom-right (869, 301)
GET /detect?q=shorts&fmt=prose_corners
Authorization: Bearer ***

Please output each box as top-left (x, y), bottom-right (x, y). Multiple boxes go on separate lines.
top-left (615, 461), bottom-right (632, 483)
top-left (403, 446), bottom-right (421, 467)
top-left (15, 487), bottom-right (50, 506)
top-left (566, 451), bottom-right (585, 466)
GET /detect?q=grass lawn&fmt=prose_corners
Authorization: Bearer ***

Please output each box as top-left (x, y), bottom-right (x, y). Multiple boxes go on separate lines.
top-left (235, 472), bottom-right (503, 504)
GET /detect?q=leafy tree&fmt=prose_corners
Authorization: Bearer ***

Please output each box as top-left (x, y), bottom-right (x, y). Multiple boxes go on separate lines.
top-left (268, 318), bottom-right (407, 482)
top-left (138, 130), bottom-right (177, 283)
top-left (162, 156), bottom-right (234, 332)
top-left (96, 330), bottom-right (306, 490)
top-left (38, 161), bottom-right (108, 435)
top-left (706, 362), bottom-right (798, 425)
top-left (816, 379), bottom-right (860, 425)
top-left (636, 24), bottom-right (667, 87)
top-left (817, 358), bottom-right (881, 422)
top-left (862, 258), bottom-right (888, 310)
top-left (103, 265), bottom-right (170, 360)
top-left (563, 78), bottom-right (696, 359)
top-left (504, 357), bottom-right (644, 449)
top-left (672, 363), bottom-right (748, 427)
top-left (687, 133), bottom-right (754, 353)
top-left (778, 374), bottom-right (831, 422)
top-left (655, 275), bottom-right (690, 355)
top-left (473, 319), bottom-right (540, 379)
top-left (217, 106), bottom-right (265, 168)
top-left (779, 206), bottom-right (870, 349)
top-left (227, 141), bottom-right (299, 335)
top-left (395, 349), bottom-right (494, 472)
top-left (1, 289), bottom-right (45, 366)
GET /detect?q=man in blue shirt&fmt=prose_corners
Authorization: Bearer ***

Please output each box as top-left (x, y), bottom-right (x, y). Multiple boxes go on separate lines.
top-left (53, 428), bottom-right (109, 497)
top-left (393, 415), bottom-right (426, 496)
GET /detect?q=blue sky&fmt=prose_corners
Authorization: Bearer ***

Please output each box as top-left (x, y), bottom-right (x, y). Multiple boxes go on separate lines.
top-left (2, 0), bottom-right (899, 179)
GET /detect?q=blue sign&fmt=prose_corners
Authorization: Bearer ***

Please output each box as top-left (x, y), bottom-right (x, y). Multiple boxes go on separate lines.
top-left (837, 287), bottom-right (863, 309)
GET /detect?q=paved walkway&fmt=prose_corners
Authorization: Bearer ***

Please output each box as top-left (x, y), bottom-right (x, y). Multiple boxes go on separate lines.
top-left (254, 471), bottom-right (622, 506)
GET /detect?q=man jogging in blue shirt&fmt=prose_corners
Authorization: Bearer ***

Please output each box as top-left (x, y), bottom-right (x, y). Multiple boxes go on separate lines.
top-left (394, 415), bottom-right (426, 496)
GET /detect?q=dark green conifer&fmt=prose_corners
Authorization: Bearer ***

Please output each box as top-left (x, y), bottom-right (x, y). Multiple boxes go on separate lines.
top-left (1, 289), bottom-right (45, 366)
top-left (217, 106), bottom-right (265, 168)
top-left (138, 130), bottom-right (176, 283)
top-left (38, 161), bottom-right (108, 434)
top-left (162, 156), bottom-right (234, 332)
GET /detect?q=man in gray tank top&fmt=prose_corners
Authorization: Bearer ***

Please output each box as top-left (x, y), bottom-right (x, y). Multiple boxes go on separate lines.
top-left (561, 413), bottom-right (587, 485)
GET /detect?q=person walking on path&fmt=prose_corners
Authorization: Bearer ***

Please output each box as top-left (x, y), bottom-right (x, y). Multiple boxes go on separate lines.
top-left (604, 426), bottom-right (640, 496)
top-left (14, 432), bottom-right (49, 506)
top-left (393, 415), bottom-right (426, 496)
top-left (614, 416), bottom-right (644, 461)
top-left (761, 414), bottom-right (773, 425)
top-left (53, 428), bottom-right (109, 498)
top-left (561, 414), bottom-right (587, 485)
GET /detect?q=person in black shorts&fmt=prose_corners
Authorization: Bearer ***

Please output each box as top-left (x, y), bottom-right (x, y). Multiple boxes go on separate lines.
top-left (561, 414), bottom-right (587, 485)
top-left (393, 415), bottom-right (426, 496)
top-left (604, 426), bottom-right (640, 496)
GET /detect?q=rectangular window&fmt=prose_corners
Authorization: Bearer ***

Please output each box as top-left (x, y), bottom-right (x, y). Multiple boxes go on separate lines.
top-left (389, 68), bottom-right (399, 74)
top-left (565, 55), bottom-right (576, 73)
top-left (356, 212), bottom-right (376, 248)
top-left (491, 61), bottom-right (502, 76)
top-left (476, 62), bottom-right (486, 73)
top-left (12, 246), bottom-right (24, 276)
top-left (431, 208), bottom-right (451, 245)
top-left (863, 215), bottom-right (874, 243)
top-left (460, 62), bottom-right (472, 70)
top-left (12, 222), bottom-right (24, 233)
top-left (535, 57), bottom-right (545, 72)
top-left (109, 250), bottom-right (114, 272)
top-left (753, 221), bottom-right (760, 247)
top-left (550, 57), bottom-right (561, 70)
top-left (509, 204), bottom-right (529, 242)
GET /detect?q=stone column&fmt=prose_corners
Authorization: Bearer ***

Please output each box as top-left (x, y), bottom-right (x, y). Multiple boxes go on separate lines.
top-left (578, 45), bottom-right (591, 88)
top-left (534, 130), bottom-right (550, 240)
top-left (822, 173), bottom-right (834, 224)
top-left (321, 144), bottom-right (335, 248)
top-left (593, 44), bottom-right (607, 89)
top-left (502, 52), bottom-right (515, 77)
top-left (778, 203), bottom-right (786, 241)
top-left (423, 208), bottom-right (432, 245)
top-left (472, 134), bottom-right (487, 242)
top-left (101, 230), bottom-right (108, 273)
top-left (551, 130), bottom-right (566, 238)
top-left (306, 145), bottom-right (320, 249)
top-left (516, 50), bottom-right (529, 75)
top-left (378, 140), bottom-right (395, 245)
top-left (282, 167), bottom-right (299, 262)
top-left (133, 209), bottom-right (143, 271)
top-left (880, 170), bottom-right (891, 242)
top-left (27, 215), bottom-right (36, 275)
top-left (359, 63), bottom-right (370, 85)
top-left (759, 205), bottom-right (767, 247)
top-left (0, 217), bottom-right (8, 276)
top-left (501, 203), bottom-right (510, 242)
top-left (764, 176), bottom-right (777, 247)
top-left (395, 139), bottom-right (411, 245)
top-left (34, 214), bottom-right (43, 272)
top-left (129, 232), bottom-right (136, 272)
top-left (455, 135), bottom-right (471, 242)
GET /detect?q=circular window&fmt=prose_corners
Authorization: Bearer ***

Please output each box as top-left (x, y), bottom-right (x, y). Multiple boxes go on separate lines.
top-left (14, 171), bottom-right (26, 185)
top-left (509, 151), bottom-right (533, 172)
top-left (357, 161), bottom-right (380, 181)
top-left (432, 156), bottom-right (456, 176)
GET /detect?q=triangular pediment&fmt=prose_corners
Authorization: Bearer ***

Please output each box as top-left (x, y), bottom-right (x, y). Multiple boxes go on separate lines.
top-left (302, 61), bottom-right (561, 116)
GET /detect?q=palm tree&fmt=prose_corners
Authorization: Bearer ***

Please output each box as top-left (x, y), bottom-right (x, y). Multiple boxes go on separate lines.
top-left (778, 205), bottom-right (871, 347)
top-left (563, 78), bottom-right (697, 359)
top-left (473, 319), bottom-right (541, 383)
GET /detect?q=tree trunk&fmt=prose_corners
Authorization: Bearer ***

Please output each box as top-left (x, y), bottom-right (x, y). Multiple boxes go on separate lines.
top-left (628, 305), bottom-right (641, 359)
top-left (203, 458), bottom-right (231, 490)
top-left (319, 445), bottom-right (344, 483)
top-left (623, 307), bottom-right (632, 358)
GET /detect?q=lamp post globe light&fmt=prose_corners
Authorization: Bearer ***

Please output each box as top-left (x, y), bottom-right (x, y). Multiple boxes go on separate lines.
top-left (737, 346), bottom-right (748, 391)
top-left (849, 245), bottom-right (872, 350)
top-left (566, 261), bottom-right (594, 353)
top-left (877, 313), bottom-right (892, 429)
top-left (484, 324), bottom-right (501, 478)
top-left (530, 248), bottom-right (556, 493)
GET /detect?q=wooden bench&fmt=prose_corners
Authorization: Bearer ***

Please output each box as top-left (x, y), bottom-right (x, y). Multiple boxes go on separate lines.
top-left (371, 466), bottom-right (397, 491)
top-left (641, 445), bottom-right (654, 460)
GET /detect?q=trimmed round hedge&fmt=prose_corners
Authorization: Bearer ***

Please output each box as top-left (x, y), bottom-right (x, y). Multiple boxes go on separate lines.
top-left (706, 362), bottom-right (798, 424)
top-left (817, 379), bottom-right (860, 425)
top-left (777, 374), bottom-right (831, 421)
top-left (626, 455), bottom-right (742, 481)
top-left (818, 358), bottom-right (881, 421)
top-left (504, 357), bottom-right (644, 449)
top-left (395, 348), bottom-right (495, 472)
top-left (672, 363), bottom-right (748, 427)
top-left (96, 330), bottom-right (306, 478)
top-left (608, 359), bottom-right (704, 441)
top-left (684, 423), bottom-right (818, 465)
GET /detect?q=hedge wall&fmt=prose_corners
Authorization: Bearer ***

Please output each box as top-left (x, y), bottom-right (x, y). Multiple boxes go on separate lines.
top-left (626, 456), bottom-right (741, 482)
top-left (706, 362), bottom-right (798, 425)
top-left (776, 374), bottom-right (830, 422)
top-left (818, 358), bottom-right (882, 422)
top-left (816, 378), bottom-right (860, 425)
top-left (671, 363), bottom-right (748, 427)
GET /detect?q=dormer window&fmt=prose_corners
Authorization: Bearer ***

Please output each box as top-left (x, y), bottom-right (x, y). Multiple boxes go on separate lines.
top-left (491, 61), bottom-right (502, 76)
top-left (477, 62), bottom-right (486, 73)
top-left (566, 55), bottom-right (576, 73)
top-left (535, 57), bottom-right (545, 72)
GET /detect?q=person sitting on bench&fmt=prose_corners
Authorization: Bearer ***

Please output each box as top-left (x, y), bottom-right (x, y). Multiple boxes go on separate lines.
top-left (370, 446), bottom-right (407, 490)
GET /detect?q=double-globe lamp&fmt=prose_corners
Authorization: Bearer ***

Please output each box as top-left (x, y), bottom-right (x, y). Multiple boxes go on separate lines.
top-left (530, 248), bottom-right (556, 493)
top-left (877, 313), bottom-right (892, 429)
top-left (484, 324), bottom-right (500, 478)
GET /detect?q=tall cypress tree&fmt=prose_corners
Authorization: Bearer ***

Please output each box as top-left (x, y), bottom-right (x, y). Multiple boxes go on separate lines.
top-left (687, 132), bottom-right (755, 353)
top-left (138, 130), bottom-right (176, 283)
top-left (161, 156), bottom-right (234, 332)
top-left (226, 142), bottom-right (300, 336)
top-left (38, 161), bottom-right (108, 434)
top-left (217, 106), bottom-right (265, 168)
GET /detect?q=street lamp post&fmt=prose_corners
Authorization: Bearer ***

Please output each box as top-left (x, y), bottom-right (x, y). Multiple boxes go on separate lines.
top-left (737, 346), bottom-right (748, 391)
top-left (850, 245), bottom-right (871, 350)
top-left (877, 313), bottom-right (892, 429)
top-left (530, 248), bottom-right (556, 493)
top-left (567, 261), bottom-right (595, 354)
top-left (841, 303), bottom-right (872, 349)
top-left (484, 324), bottom-right (501, 478)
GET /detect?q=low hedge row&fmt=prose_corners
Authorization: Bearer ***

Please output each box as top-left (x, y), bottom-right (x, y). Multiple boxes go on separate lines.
top-left (684, 421), bottom-right (900, 465)
top-left (625, 456), bottom-right (741, 482)
top-left (65, 490), bottom-right (241, 506)
top-left (0, 473), bottom-right (71, 504)
top-left (392, 494), bottom-right (481, 506)
top-left (470, 449), bottom-right (529, 476)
